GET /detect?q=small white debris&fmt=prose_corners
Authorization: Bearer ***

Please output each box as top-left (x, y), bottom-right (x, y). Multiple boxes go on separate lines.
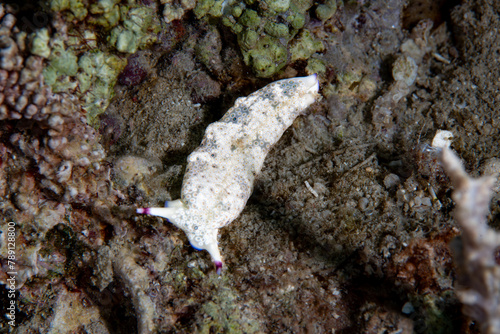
top-left (304, 180), bottom-right (319, 198)
top-left (431, 130), bottom-right (453, 149)
top-left (56, 161), bottom-right (73, 183)
top-left (432, 52), bottom-right (451, 64)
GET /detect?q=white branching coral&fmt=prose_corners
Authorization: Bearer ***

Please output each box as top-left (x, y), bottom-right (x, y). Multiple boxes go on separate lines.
top-left (441, 148), bottom-right (500, 334)
top-left (137, 75), bottom-right (320, 273)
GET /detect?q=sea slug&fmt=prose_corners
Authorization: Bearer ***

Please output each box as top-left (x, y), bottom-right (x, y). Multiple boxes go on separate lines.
top-left (137, 74), bottom-right (320, 273)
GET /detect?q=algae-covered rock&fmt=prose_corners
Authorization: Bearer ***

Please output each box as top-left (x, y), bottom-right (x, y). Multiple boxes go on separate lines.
top-left (197, 283), bottom-right (262, 334)
top-left (264, 21), bottom-right (289, 38)
top-left (48, 41), bottom-right (79, 77)
top-left (40, 0), bottom-right (160, 124)
top-left (316, 0), bottom-right (337, 21)
top-left (30, 28), bottom-right (51, 58)
top-left (206, 0), bottom-right (329, 77)
top-left (262, 0), bottom-right (291, 13)
top-left (108, 6), bottom-right (161, 53)
top-left (244, 36), bottom-right (287, 77)
top-left (305, 57), bottom-right (326, 75)
top-left (40, 39), bottom-right (126, 124)
top-left (109, 27), bottom-right (137, 53)
top-left (78, 51), bottom-right (127, 124)
top-left (195, 26), bottom-right (223, 74)
top-left (193, 0), bottom-right (225, 19)
top-left (50, 0), bottom-right (88, 20)
top-left (239, 9), bottom-right (261, 29)
top-left (290, 29), bottom-right (325, 62)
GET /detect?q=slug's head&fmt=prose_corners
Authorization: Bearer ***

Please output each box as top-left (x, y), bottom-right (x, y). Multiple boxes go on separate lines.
top-left (296, 74), bottom-right (320, 106)
top-left (296, 74), bottom-right (319, 97)
top-left (274, 74), bottom-right (320, 110)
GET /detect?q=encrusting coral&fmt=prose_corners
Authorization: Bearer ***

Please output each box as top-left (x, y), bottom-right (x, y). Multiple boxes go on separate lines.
top-left (0, 3), bottom-right (112, 288)
top-left (137, 74), bottom-right (320, 273)
top-left (0, 11), bottom-right (45, 121)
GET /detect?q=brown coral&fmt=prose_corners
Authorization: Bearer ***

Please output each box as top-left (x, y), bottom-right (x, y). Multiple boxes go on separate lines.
top-left (0, 2), bottom-right (116, 297)
top-left (0, 4), bottom-right (109, 205)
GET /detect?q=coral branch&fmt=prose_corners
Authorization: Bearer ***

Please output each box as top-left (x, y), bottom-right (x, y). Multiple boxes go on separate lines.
top-left (441, 148), bottom-right (500, 334)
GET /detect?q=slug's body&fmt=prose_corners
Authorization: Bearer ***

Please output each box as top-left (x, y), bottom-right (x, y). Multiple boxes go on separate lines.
top-left (137, 74), bottom-right (319, 273)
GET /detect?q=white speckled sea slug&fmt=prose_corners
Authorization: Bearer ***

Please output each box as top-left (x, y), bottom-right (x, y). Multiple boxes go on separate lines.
top-left (137, 74), bottom-right (320, 273)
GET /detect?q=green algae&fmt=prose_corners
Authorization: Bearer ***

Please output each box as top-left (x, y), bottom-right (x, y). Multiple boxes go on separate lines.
top-left (197, 278), bottom-right (262, 334)
top-left (196, 0), bottom-right (331, 77)
top-left (38, 0), bottom-right (160, 125)
top-left (245, 36), bottom-right (287, 77)
top-left (316, 0), bottom-right (337, 21)
top-left (289, 29), bottom-right (325, 62)
top-left (306, 57), bottom-right (327, 75)
top-left (31, 28), bottom-right (51, 58)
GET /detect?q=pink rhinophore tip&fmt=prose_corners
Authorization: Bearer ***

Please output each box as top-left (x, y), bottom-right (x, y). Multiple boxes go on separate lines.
top-left (215, 261), bottom-right (223, 275)
top-left (136, 208), bottom-right (150, 214)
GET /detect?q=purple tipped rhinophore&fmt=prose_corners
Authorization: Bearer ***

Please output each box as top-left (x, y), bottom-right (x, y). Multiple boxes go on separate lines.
top-left (215, 261), bottom-right (223, 275)
top-left (136, 208), bottom-right (150, 214)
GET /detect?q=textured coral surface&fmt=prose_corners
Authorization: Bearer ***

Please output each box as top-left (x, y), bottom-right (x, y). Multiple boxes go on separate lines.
top-left (1, 0), bottom-right (500, 333)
